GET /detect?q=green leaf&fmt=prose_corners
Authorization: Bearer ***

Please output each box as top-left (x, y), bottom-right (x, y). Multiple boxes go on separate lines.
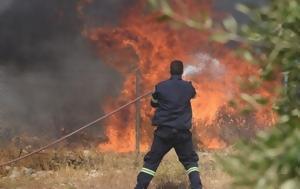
top-left (148, 0), bottom-right (159, 8)
top-left (256, 97), bottom-right (269, 105)
top-left (240, 93), bottom-right (259, 108)
top-left (223, 16), bottom-right (238, 33)
top-left (203, 17), bottom-right (213, 29)
top-left (156, 14), bottom-right (172, 22)
top-left (291, 109), bottom-right (300, 117)
top-left (210, 33), bottom-right (238, 43)
top-left (243, 51), bottom-right (254, 62)
top-left (161, 0), bottom-right (173, 16)
top-left (280, 179), bottom-right (299, 189)
top-left (235, 3), bottom-right (251, 15)
top-left (279, 115), bottom-right (290, 123)
top-left (185, 19), bottom-right (202, 29)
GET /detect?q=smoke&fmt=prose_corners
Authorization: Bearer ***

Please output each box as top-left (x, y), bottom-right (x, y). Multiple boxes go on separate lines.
top-left (183, 53), bottom-right (225, 78)
top-left (0, 0), bottom-right (135, 144)
top-left (0, 0), bottom-right (13, 13)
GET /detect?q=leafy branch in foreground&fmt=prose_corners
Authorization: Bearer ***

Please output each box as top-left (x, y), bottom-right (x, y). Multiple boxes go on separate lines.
top-left (220, 1), bottom-right (300, 188)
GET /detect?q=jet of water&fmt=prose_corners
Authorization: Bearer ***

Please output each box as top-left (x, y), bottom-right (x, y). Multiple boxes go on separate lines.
top-left (183, 53), bottom-right (223, 78)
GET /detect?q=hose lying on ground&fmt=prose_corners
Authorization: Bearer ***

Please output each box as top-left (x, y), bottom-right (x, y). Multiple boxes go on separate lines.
top-left (0, 91), bottom-right (152, 167)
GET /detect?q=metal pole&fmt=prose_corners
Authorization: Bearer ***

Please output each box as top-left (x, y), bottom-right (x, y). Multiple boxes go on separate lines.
top-left (135, 69), bottom-right (141, 155)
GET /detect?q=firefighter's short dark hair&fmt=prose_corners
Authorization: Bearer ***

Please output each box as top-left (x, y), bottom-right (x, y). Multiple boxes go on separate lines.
top-left (170, 60), bottom-right (183, 75)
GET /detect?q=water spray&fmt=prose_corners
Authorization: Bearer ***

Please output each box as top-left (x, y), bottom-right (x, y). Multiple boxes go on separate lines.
top-left (183, 53), bottom-right (222, 78)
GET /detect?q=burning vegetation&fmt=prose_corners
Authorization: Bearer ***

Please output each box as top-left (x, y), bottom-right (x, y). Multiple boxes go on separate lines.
top-left (0, 0), bottom-right (277, 154)
top-left (80, 0), bottom-right (277, 152)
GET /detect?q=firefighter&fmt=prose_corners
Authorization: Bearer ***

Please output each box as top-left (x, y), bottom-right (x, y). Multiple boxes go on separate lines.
top-left (134, 60), bottom-right (202, 189)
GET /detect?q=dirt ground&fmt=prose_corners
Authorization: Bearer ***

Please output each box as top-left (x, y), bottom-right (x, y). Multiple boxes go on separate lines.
top-left (0, 149), bottom-right (231, 189)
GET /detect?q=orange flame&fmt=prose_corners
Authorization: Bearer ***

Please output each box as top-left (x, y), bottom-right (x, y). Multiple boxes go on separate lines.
top-left (79, 0), bottom-right (276, 152)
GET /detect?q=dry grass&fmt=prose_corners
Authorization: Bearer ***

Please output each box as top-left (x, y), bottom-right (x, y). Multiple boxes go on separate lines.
top-left (0, 148), bottom-right (231, 189)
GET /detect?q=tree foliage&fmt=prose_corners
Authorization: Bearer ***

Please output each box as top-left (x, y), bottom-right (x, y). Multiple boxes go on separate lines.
top-left (220, 1), bottom-right (300, 188)
top-left (149, 0), bottom-right (300, 188)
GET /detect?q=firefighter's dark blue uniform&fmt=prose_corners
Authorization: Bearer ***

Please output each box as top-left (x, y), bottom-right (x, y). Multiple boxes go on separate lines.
top-left (135, 75), bottom-right (202, 189)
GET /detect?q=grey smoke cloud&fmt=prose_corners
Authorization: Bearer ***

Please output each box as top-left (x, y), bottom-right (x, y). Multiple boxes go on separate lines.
top-left (0, 0), bottom-right (135, 144)
top-left (0, 0), bottom-right (13, 13)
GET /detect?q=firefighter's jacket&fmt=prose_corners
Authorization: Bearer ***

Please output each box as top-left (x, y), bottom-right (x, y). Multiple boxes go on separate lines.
top-left (151, 75), bottom-right (196, 130)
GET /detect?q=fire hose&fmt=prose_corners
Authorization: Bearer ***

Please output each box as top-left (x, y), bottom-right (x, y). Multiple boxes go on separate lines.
top-left (0, 91), bottom-right (152, 167)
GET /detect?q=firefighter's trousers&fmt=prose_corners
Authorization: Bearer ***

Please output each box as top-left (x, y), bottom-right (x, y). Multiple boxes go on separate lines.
top-left (135, 127), bottom-right (202, 189)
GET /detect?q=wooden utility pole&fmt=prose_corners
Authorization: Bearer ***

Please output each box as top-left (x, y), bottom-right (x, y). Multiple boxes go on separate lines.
top-left (135, 69), bottom-right (141, 155)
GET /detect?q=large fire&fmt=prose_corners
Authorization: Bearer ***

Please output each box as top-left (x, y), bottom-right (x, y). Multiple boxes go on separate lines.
top-left (79, 0), bottom-right (276, 152)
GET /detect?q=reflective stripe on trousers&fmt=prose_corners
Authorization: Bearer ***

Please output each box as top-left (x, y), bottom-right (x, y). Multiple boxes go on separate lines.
top-left (186, 166), bottom-right (199, 174)
top-left (140, 167), bottom-right (156, 176)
